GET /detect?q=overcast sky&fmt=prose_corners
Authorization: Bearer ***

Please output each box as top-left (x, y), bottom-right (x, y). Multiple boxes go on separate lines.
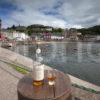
top-left (0, 0), bottom-right (100, 28)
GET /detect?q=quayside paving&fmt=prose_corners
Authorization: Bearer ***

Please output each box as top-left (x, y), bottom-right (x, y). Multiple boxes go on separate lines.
top-left (0, 61), bottom-right (23, 100)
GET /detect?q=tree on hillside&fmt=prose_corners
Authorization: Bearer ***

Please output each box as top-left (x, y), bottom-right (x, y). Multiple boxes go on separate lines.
top-left (11, 25), bottom-right (16, 30)
top-left (77, 25), bottom-right (100, 35)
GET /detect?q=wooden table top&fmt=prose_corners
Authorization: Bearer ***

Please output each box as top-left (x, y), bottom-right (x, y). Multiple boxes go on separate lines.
top-left (17, 70), bottom-right (72, 100)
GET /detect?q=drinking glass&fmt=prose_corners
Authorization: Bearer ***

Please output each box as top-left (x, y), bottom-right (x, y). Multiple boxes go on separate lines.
top-left (47, 69), bottom-right (56, 85)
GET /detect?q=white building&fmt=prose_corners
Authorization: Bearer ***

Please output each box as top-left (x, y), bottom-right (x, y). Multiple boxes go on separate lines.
top-left (96, 35), bottom-right (100, 40)
top-left (46, 28), bottom-right (52, 31)
top-left (2, 31), bottom-right (30, 41)
top-left (51, 35), bottom-right (64, 40)
top-left (12, 31), bottom-right (29, 41)
top-left (64, 28), bottom-right (82, 41)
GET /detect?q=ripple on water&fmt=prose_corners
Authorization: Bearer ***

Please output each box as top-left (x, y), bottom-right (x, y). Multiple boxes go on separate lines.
top-left (9, 42), bottom-right (100, 86)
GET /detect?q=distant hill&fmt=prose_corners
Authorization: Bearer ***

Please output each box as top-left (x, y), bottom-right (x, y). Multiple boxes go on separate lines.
top-left (7, 24), bottom-right (64, 36)
top-left (7, 25), bottom-right (26, 32)
top-left (77, 25), bottom-right (100, 35)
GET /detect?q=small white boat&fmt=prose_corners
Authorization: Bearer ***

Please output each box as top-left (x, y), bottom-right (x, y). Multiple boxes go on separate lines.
top-left (1, 41), bottom-right (13, 48)
top-left (8, 42), bottom-right (13, 47)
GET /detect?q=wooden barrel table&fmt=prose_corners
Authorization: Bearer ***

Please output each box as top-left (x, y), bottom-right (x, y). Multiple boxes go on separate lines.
top-left (17, 70), bottom-right (72, 100)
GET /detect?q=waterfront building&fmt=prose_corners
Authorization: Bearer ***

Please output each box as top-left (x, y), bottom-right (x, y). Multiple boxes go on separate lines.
top-left (83, 35), bottom-right (97, 41)
top-left (96, 35), bottom-right (100, 41)
top-left (12, 31), bottom-right (29, 41)
top-left (0, 19), bottom-right (2, 40)
top-left (51, 35), bottom-right (64, 40)
top-left (0, 19), bottom-right (1, 37)
top-left (2, 31), bottom-right (30, 41)
top-left (30, 34), bottom-right (36, 41)
top-left (63, 28), bottom-right (70, 38)
top-left (45, 27), bottom-right (52, 31)
top-left (30, 33), bottom-right (42, 41)
top-left (64, 28), bottom-right (81, 41)
top-left (68, 28), bottom-right (78, 40)
top-left (42, 32), bottom-right (51, 41)
top-left (0, 20), bottom-right (7, 41)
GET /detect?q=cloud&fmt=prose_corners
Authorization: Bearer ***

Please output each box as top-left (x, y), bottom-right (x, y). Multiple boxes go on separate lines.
top-left (1, 0), bottom-right (100, 28)
top-left (10, 8), bottom-right (67, 28)
top-left (1, 0), bottom-right (67, 28)
top-left (58, 0), bottom-right (100, 27)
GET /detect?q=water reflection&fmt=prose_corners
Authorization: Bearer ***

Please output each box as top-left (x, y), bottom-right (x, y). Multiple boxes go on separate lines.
top-left (9, 42), bottom-right (100, 86)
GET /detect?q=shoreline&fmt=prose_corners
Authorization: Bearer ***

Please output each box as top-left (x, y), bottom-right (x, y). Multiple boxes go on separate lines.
top-left (14, 41), bottom-right (100, 46)
top-left (1, 40), bottom-right (100, 46)
top-left (68, 74), bottom-right (100, 91)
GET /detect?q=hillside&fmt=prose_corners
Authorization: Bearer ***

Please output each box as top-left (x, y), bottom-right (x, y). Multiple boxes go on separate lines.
top-left (6, 24), bottom-right (100, 36)
top-left (7, 24), bottom-right (64, 36)
top-left (77, 25), bottom-right (100, 35)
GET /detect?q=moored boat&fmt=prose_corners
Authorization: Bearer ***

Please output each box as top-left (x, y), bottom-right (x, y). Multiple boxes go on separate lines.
top-left (1, 41), bottom-right (13, 48)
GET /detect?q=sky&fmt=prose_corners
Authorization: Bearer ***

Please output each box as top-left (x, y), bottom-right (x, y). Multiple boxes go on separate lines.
top-left (0, 0), bottom-right (100, 29)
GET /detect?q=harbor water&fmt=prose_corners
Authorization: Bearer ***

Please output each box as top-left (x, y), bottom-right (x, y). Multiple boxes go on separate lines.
top-left (9, 42), bottom-right (100, 86)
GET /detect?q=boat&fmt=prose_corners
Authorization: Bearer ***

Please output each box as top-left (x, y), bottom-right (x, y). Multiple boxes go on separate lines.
top-left (1, 41), bottom-right (13, 48)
